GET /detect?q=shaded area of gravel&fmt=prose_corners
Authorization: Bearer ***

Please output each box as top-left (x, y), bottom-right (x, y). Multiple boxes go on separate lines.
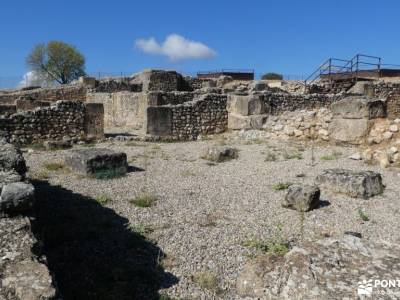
top-left (24, 136), bottom-right (400, 299)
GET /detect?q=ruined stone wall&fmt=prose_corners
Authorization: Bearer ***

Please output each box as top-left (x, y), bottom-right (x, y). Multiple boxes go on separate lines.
top-left (157, 91), bottom-right (195, 105)
top-left (91, 78), bottom-right (142, 93)
top-left (0, 101), bottom-right (90, 145)
top-left (170, 94), bottom-right (228, 139)
top-left (0, 104), bottom-right (17, 116)
top-left (0, 85), bottom-right (87, 104)
top-left (265, 92), bottom-right (341, 115)
top-left (373, 82), bottom-right (400, 119)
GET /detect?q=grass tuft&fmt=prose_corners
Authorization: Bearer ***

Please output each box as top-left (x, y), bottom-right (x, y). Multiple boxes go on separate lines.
top-left (358, 208), bottom-right (370, 222)
top-left (44, 162), bottom-right (65, 171)
top-left (95, 194), bottom-right (111, 205)
top-left (272, 182), bottom-right (292, 191)
top-left (130, 194), bottom-right (158, 208)
top-left (92, 168), bottom-right (126, 180)
top-left (192, 271), bottom-right (220, 292)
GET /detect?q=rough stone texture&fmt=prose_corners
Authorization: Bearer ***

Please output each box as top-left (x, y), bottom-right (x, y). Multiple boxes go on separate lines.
top-left (0, 105), bottom-right (17, 117)
top-left (282, 184), bottom-right (320, 212)
top-left (202, 146), bottom-right (238, 162)
top-left (0, 139), bottom-right (27, 176)
top-left (0, 182), bottom-right (35, 214)
top-left (227, 94), bottom-right (267, 116)
top-left (0, 85), bottom-right (87, 104)
top-left (329, 118), bottom-right (370, 145)
top-left (146, 106), bottom-right (172, 136)
top-left (331, 96), bottom-right (386, 119)
top-left (316, 169), bottom-right (384, 199)
top-left (84, 103), bottom-right (104, 140)
top-left (0, 101), bottom-right (102, 145)
top-left (228, 113), bottom-right (268, 130)
top-left (237, 235), bottom-right (400, 299)
top-left (15, 99), bottom-right (50, 112)
top-left (131, 69), bottom-right (190, 92)
top-left (0, 217), bottom-right (57, 300)
top-left (64, 148), bottom-right (128, 176)
top-left (169, 94), bottom-right (228, 140)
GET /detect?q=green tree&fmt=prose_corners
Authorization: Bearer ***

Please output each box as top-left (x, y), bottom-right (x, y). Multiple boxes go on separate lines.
top-left (261, 72), bottom-right (283, 80)
top-left (27, 41), bottom-right (85, 84)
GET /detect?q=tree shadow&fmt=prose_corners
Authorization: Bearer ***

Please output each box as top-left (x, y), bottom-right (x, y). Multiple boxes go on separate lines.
top-left (30, 179), bottom-right (178, 300)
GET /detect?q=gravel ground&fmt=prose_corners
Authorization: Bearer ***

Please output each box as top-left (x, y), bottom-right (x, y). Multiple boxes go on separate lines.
top-left (23, 135), bottom-right (400, 299)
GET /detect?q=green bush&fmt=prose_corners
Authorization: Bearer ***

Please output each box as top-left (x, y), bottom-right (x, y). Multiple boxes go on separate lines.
top-left (261, 72), bottom-right (283, 80)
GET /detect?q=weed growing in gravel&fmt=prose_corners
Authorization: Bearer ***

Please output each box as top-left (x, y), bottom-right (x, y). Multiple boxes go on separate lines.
top-left (358, 209), bottom-right (370, 221)
top-left (95, 194), bottom-right (111, 205)
top-left (130, 194), bottom-right (158, 208)
top-left (264, 151), bottom-right (278, 162)
top-left (320, 151), bottom-right (342, 161)
top-left (243, 224), bottom-right (289, 255)
top-left (44, 162), bottom-right (65, 171)
top-left (181, 170), bottom-right (196, 177)
top-left (282, 149), bottom-right (303, 160)
top-left (272, 182), bottom-right (292, 191)
top-left (192, 271), bottom-right (221, 293)
top-left (129, 223), bottom-right (154, 237)
top-left (26, 143), bottom-right (46, 151)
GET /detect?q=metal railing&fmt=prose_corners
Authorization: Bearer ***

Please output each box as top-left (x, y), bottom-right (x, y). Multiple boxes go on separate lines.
top-left (304, 54), bottom-right (384, 86)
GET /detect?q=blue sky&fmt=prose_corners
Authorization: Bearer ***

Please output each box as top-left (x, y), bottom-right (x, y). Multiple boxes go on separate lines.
top-left (1, 0), bottom-right (400, 80)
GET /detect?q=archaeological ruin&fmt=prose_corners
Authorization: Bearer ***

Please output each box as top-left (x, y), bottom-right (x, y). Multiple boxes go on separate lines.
top-left (2, 59), bottom-right (400, 299)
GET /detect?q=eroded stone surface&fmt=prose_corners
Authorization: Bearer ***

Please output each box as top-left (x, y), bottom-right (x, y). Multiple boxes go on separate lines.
top-left (237, 235), bottom-right (400, 299)
top-left (316, 169), bottom-right (384, 199)
top-left (282, 184), bottom-right (320, 212)
top-left (64, 148), bottom-right (128, 176)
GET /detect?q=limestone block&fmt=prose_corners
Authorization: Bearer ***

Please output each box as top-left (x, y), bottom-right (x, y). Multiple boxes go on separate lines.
top-left (329, 118), bottom-right (369, 144)
top-left (316, 169), bottom-right (384, 199)
top-left (227, 95), bottom-right (267, 116)
top-left (145, 106), bottom-right (172, 136)
top-left (64, 149), bottom-right (128, 177)
top-left (0, 182), bottom-right (35, 214)
top-left (228, 113), bottom-right (268, 130)
top-left (202, 146), bottom-right (238, 162)
top-left (331, 96), bottom-right (386, 119)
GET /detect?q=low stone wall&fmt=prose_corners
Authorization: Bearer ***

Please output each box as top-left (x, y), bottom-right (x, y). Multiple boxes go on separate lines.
top-left (0, 104), bottom-right (17, 116)
top-left (373, 82), bottom-right (400, 119)
top-left (0, 85), bottom-right (87, 104)
top-left (91, 77), bottom-right (142, 93)
top-left (16, 99), bottom-right (50, 111)
top-left (265, 92), bottom-right (341, 115)
top-left (0, 101), bottom-right (103, 145)
top-left (146, 94), bottom-right (228, 140)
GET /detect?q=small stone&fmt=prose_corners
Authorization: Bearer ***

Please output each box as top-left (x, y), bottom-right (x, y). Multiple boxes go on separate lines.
top-left (383, 132), bottom-right (393, 140)
top-left (349, 153), bottom-right (362, 160)
top-left (389, 125), bottom-right (399, 132)
top-left (202, 146), bottom-right (238, 162)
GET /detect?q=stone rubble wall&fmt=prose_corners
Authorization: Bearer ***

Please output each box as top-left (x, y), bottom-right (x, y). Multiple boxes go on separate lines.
top-left (0, 101), bottom-right (91, 145)
top-left (0, 105), bottom-right (17, 117)
top-left (170, 94), bottom-right (228, 140)
top-left (0, 85), bottom-right (87, 104)
top-left (373, 82), bottom-right (400, 119)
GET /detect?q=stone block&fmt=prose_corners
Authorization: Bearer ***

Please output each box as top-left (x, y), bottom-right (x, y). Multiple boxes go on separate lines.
top-left (282, 185), bottom-right (320, 212)
top-left (146, 106), bottom-right (172, 136)
top-left (64, 149), bottom-right (128, 177)
top-left (316, 169), bottom-right (384, 199)
top-left (0, 139), bottom-right (27, 176)
top-left (202, 146), bottom-right (238, 162)
top-left (329, 118), bottom-right (369, 144)
top-left (331, 96), bottom-right (386, 119)
top-left (228, 113), bottom-right (268, 130)
top-left (84, 103), bottom-right (104, 140)
top-left (79, 76), bottom-right (97, 88)
top-left (0, 182), bottom-right (35, 214)
top-left (227, 95), bottom-right (266, 116)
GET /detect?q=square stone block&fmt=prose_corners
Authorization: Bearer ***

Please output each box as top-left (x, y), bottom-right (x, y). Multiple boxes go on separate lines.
top-left (316, 169), bottom-right (384, 199)
top-left (331, 96), bottom-right (386, 119)
top-left (64, 149), bottom-right (128, 177)
top-left (227, 95), bottom-right (266, 116)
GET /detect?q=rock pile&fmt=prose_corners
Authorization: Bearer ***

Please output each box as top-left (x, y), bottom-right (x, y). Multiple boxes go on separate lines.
top-left (0, 139), bottom-right (56, 299)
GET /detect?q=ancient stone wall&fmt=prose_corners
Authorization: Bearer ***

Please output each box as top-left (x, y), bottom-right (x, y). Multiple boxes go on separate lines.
top-left (264, 92), bottom-right (341, 115)
top-left (0, 101), bottom-right (102, 145)
top-left (0, 104), bottom-right (17, 116)
top-left (373, 82), bottom-right (400, 119)
top-left (90, 77), bottom-right (142, 93)
top-left (0, 85), bottom-right (87, 104)
top-left (131, 70), bottom-right (191, 92)
top-left (146, 94), bottom-right (227, 140)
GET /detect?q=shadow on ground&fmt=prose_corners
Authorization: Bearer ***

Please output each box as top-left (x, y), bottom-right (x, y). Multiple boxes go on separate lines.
top-left (30, 180), bottom-right (178, 300)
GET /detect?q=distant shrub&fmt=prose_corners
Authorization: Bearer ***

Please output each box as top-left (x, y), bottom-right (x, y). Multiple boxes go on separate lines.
top-left (261, 72), bottom-right (283, 80)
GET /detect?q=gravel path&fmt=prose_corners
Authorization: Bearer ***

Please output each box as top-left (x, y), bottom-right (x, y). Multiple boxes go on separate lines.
top-left (24, 135), bottom-right (400, 299)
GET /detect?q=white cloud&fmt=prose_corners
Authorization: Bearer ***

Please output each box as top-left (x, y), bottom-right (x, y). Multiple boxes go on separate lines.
top-left (18, 71), bottom-right (53, 88)
top-left (135, 34), bottom-right (216, 61)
